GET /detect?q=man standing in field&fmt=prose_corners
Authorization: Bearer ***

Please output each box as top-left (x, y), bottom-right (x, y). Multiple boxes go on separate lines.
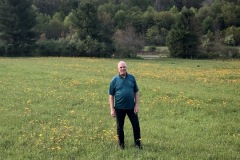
top-left (109, 61), bottom-right (142, 150)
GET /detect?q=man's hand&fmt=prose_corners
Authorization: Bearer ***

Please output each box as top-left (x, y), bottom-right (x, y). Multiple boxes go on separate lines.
top-left (134, 104), bottom-right (139, 114)
top-left (134, 92), bottom-right (139, 114)
top-left (109, 95), bottom-right (115, 117)
top-left (111, 108), bottom-right (116, 117)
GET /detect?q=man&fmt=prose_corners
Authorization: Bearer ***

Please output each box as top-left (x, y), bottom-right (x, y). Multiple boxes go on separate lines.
top-left (109, 61), bottom-right (142, 150)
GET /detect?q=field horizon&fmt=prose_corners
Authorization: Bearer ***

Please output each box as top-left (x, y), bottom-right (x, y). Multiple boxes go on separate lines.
top-left (0, 57), bottom-right (239, 159)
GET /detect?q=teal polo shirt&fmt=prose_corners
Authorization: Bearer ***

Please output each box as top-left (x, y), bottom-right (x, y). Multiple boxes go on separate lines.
top-left (109, 73), bottom-right (139, 109)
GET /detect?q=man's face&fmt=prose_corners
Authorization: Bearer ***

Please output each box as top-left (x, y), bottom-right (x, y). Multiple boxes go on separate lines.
top-left (118, 62), bottom-right (127, 76)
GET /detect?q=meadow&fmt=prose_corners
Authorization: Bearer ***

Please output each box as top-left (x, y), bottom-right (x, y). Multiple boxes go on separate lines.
top-left (0, 57), bottom-right (239, 160)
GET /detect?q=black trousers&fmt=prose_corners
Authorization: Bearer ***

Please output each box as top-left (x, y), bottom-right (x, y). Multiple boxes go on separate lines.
top-left (115, 108), bottom-right (141, 146)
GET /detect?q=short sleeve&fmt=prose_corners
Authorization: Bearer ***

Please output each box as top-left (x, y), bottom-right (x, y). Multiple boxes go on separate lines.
top-left (109, 77), bottom-right (116, 95)
top-left (133, 78), bottom-right (139, 93)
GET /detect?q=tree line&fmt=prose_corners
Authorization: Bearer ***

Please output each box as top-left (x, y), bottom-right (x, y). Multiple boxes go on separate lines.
top-left (0, 0), bottom-right (240, 58)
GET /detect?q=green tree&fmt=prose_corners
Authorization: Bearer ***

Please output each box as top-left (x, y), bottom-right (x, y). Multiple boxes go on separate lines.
top-left (154, 11), bottom-right (175, 30)
top-left (98, 2), bottom-right (118, 18)
top-left (221, 1), bottom-right (240, 27)
top-left (210, 1), bottom-right (226, 30)
top-left (146, 26), bottom-right (160, 45)
top-left (35, 13), bottom-right (51, 33)
top-left (71, 2), bottom-right (114, 57)
top-left (167, 7), bottom-right (200, 58)
top-left (169, 5), bottom-right (179, 14)
top-left (196, 5), bottom-right (213, 22)
top-left (224, 26), bottom-right (240, 45)
top-left (127, 0), bottom-right (152, 10)
top-left (202, 16), bottom-right (214, 33)
top-left (146, 26), bottom-right (168, 46)
top-left (114, 10), bottom-right (130, 29)
top-left (0, 0), bottom-right (37, 56)
top-left (130, 11), bottom-right (145, 34)
top-left (115, 0), bottom-right (152, 10)
top-left (73, 2), bottom-right (99, 40)
top-left (173, 0), bottom-right (204, 9)
top-left (32, 0), bottom-right (78, 16)
top-left (35, 12), bottom-right (67, 39)
top-left (142, 6), bottom-right (156, 33)
top-left (153, 0), bottom-right (175, 11)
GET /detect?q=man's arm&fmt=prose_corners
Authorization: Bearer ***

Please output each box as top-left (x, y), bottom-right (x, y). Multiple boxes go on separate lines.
top-left (134, 92), bottom-right (139, 114)
top-left (109, 95), bottom-right (116, 117)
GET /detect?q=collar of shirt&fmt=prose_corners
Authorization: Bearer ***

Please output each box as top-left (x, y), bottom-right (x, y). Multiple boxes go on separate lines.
top-left (118, 72), bottom-right (128, 79)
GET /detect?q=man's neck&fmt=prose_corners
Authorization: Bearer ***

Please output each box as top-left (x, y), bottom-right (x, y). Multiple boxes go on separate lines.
top-left (120, 73), bottom-right (127, 78)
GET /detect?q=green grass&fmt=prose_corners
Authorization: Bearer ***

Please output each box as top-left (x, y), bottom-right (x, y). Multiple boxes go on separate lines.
top-left (0, 57), bottom-right (240, 159)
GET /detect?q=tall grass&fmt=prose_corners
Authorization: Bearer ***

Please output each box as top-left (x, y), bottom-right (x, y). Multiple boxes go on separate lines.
top-left (0, 57), bottom-right (239, 159)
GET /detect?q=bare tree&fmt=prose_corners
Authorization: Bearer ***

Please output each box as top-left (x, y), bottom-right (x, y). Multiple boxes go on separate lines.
top-left (113, 27), bottom-right (144, 58)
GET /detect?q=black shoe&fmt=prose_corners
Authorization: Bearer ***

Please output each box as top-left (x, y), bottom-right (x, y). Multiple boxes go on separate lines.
top-left (119, 144), bottom-right (125, 150)
top-left (135, 139), bottom-right (142, 149)
top-left (135, 144), bottom-right (143, 149)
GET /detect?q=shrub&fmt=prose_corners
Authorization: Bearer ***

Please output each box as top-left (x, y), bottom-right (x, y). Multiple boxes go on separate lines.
top-left (0, 40), bottom-right (6, 56)
top-left (199, 42), bottom-right (240, 59)
top-left (148, 46), bottom-right (156, 52)
top-left (35, 37), bottom-right (113, 57)
top-left (224, 26), bottom-right (240, 46)
top-left (36, 40), bottom-right (59, 56)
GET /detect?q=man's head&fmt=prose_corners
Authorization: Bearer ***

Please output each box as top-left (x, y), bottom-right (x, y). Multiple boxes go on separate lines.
top-left (118, 61), bottom-right (127, 77)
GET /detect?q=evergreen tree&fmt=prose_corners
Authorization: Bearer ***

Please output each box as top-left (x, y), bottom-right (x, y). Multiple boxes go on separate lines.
top-left (72, 2), bottom-right (114, 57)
top-left (73, 2), bottom-right (99, 40)
top-left (32, 0), bottom-right (79, 16)
top-left (167, 7), bottom-right (200, 58)
top-left (0, 0), bottom-right (37, 56)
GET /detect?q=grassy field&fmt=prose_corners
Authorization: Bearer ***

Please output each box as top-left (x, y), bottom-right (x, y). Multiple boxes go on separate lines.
top-left (0, 57), bottom-right (240, 160)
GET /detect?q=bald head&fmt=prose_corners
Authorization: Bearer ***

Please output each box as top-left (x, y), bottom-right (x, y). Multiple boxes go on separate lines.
top-left (117, 61), bottom-right (127, 77)
top-left (118, 61), bottom-right (127, 68)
